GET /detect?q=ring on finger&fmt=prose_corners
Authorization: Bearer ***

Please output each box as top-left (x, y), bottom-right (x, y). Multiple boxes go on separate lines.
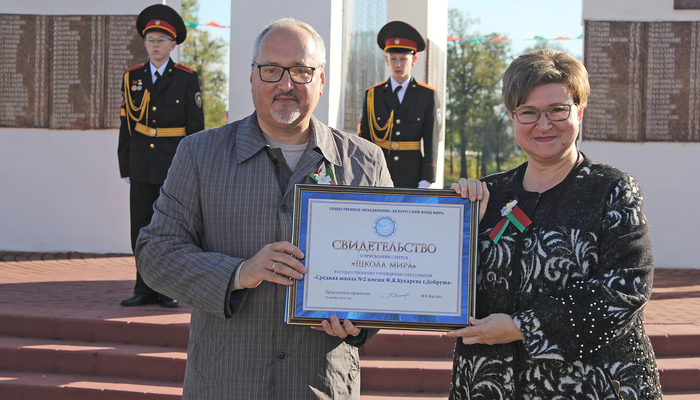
top-left (271, 262), bottom-right (277, 273)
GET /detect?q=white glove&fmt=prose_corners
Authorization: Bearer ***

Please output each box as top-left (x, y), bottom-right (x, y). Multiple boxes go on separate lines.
top-left (122, 177), bottom-right (130, 184)
top-left (418, 180), bottom-right (431, 188)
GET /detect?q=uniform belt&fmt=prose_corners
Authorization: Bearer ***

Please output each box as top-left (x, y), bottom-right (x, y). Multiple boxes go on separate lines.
top-left (135, 122), bottom-right (186, 137)
top-left (374, 140), bottom-right (421, 151)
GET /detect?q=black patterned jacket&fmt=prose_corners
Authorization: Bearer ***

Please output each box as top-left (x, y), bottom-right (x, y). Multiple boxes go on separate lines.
top-left (450, 155), bottom-right (661, 400)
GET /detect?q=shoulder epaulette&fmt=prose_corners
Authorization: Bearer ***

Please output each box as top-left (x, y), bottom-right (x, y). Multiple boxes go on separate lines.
top-left (366, 82), bottom-right (385, 91)
top-left (416, 81), bottom-right (437, 91)
top-left (124, 63), bottom-right (145, 73)
top-left (174, 63), bottom-right (196, 74)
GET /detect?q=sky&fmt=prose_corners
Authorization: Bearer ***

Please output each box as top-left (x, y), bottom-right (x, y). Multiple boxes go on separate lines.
top-left (195, 0), bottom-right (584, 59)
top-left (448, 0), bottom-right (584, 58)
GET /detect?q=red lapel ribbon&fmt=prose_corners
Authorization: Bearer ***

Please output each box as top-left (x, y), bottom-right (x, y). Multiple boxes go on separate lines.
top-left (489, 200), bottom-right (532, 244)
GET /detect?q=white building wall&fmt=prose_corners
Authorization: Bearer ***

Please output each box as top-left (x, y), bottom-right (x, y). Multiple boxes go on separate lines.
top-left (580, 142), bottom-right (696, 268)
top-left (1, 129), bottom-right (131, 253)
top-left (228, 0), bottom-right (343, 126)
top-left (0, 0), bottom-right (170, 253)
top-left (581, 0), bottom-right (699, 268)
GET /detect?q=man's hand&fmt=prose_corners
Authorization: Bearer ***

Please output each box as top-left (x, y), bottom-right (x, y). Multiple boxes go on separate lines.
top-left (312, 315), bottom-right (361, 338)
top-left (446, 314), bottom-right (525, 345)
top-left (238, 242), bottom-right (306, 288)
top-left (451, 177), bottom-right (489, 223)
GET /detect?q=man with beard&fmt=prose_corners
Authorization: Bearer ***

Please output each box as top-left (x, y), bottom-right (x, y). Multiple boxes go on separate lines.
top-left (135, 18), bottom-right (392, 399)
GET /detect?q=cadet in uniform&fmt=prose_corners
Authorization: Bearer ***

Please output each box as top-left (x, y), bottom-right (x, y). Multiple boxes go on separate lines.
top-left (118, 4), bottom-right (204, 307)
top-left (359, 21), bottom-right (442, 188)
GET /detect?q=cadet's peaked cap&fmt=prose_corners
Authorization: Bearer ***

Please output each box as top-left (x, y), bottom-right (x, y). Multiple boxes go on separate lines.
top-left (137, 4), bottom-right (187, 44)
top-left (377, 21), bottom-right (425, 53)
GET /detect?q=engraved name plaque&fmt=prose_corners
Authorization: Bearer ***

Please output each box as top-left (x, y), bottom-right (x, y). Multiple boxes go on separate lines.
top-left (0, 14), bottom-right (148, 130)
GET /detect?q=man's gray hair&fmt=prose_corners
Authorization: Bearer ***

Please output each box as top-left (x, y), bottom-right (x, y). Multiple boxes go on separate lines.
top-left (252, 18), bottom-right (326, 66)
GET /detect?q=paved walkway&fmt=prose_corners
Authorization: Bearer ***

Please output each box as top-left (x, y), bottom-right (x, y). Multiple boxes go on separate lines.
top-left (0, 252), bottom-right (191, 324)
top-left (0, 251), bottom-right (699, 329)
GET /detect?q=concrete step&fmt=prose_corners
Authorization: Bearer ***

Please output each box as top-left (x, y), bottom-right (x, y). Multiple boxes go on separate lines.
top-left (0, 370), bottom-right (451, 400)
top-left (0, 370), bottom-right (182, 400)
top-left (663, 394), bottom-right (700, 399)
top-left (0, 335), bottom-right (186, 382)
top-left (360, 357), bottom-right (452, 393)
top-left (0, 306), bottom-right (189, 348)
top-left (361, 353), bottom-right (700, 396)
top-left (360, 330), bottom-right (455, 358)
top-left (647, 324), bottom-right (700, 357)
top-left (657, 356), bottom-right (700, 393)
top-left (361, 333), bottom-right (700, 396)
top-left (3, 306), bottom-right (699, 397)
top-left (360, 392), bottom-right (448, 399)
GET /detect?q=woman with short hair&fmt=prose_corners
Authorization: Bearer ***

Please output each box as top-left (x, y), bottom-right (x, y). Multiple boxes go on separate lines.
top-left (450, 49), bottom-right (661, 399)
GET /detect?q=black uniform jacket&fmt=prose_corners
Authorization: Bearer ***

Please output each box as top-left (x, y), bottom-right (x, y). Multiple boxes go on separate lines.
top-left (359, 77), bottom-right (441, 188)
top-left (118, 58), bottom-right (204, 185)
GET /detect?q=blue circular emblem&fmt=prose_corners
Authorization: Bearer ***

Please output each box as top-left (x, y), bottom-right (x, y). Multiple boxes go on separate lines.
top-left (436, 108), bottom-right (443, 125)
top-left (374, 215), bottom-right (397, 238)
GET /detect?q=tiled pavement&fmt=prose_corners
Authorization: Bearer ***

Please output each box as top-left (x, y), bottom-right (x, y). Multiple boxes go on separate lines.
top-left (0, 252), bottom-right (192, 326)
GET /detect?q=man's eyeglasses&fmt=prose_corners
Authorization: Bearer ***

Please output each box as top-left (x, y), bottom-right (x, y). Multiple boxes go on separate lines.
top-left (512, 104), bottom-right (574, 124)
top-left (253, 63), bottom-right (321, 84)
top-left (145, 38), bottom-right (174, 45)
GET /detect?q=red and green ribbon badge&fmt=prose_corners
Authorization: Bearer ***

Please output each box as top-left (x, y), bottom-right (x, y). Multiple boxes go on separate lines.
top-left (308, 163), bottom-right (336, 185)
top-left (489, 200), bottom-right (532, 244)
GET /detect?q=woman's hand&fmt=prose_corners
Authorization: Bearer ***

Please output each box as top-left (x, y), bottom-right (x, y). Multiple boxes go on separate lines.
top-left (451, 178), bottom-right (489, 222)
top-left (447, 314), bottom-right (525, 345)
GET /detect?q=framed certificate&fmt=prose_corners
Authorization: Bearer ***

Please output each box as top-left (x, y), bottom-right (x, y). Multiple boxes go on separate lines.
top-left (285, 184), bottom-right (478, 331)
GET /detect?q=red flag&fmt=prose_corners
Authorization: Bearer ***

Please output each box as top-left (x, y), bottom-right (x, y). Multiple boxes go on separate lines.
top-left (204, 21), bottom-right (226, 28)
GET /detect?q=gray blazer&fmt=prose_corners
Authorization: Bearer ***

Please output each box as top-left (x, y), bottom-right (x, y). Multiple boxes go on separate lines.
top-left (136, 113), bottom-right (393, 399)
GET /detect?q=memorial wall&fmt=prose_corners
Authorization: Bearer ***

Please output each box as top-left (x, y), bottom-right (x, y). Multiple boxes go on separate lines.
top-left (0, 14), bottom-right (148, 130)
top-left (583, 20), bottom-right (700, 142)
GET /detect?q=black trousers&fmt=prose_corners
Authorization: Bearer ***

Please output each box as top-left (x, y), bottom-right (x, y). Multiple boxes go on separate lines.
top-left (129, 181), bottom-right (162, 295)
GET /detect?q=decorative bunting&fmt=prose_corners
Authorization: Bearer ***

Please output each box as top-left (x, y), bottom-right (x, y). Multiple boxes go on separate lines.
top-left (181, 21), bottom-right (583, 40)
top-left (205, 21), bottom-right (227, 28)
top-left (448, 34), bottom-right (584, 44)
top-left (184, 21), bottom-right (230, 29)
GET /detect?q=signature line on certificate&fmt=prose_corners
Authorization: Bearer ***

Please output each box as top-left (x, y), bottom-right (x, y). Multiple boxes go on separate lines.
top-left (378, 292), bottom-right (410, 300)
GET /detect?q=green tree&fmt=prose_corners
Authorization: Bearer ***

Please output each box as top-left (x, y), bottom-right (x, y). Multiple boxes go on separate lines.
top-left (445, 9), bottom-right (511, 182)
top-left (180, 0), bottom-right (228, 129)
